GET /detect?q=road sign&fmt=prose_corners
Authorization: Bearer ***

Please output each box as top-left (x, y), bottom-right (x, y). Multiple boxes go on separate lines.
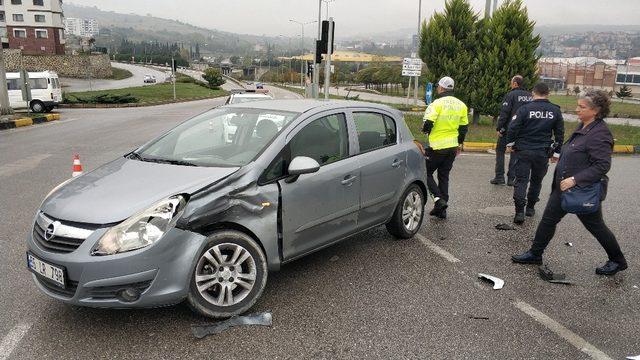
top-left (425, 82), bottom-right (433, 105)
top-left (402, 69), bottom-right (421, 77)
top-left (402, 58), bottom-right (422, 77)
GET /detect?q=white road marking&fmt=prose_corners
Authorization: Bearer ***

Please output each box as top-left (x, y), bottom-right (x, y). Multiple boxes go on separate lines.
top-left (0, 322), bottom-right (31, 360)
top-left (415, 233), bottom-right (461, 263)
top-left (514, 300), bottom-right (613, 360)
top-left (0, 154), bottom-right (52, 178)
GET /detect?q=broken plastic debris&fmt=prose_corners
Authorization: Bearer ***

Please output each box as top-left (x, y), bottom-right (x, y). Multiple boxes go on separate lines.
top-left (565, 242), bottom-right (573, 247)
top-left (478, 273), bottom-right (504, 290)
top-left (329, 255), bottom-right (340, 262)
top-left (495, 223), bottom-right (516, 231)
top-left (191, 311), bottom-right (272, 339)
top-left (468, 315), bottom-right (490, 320)
top-left (538, 265), bottom-right (572, 285)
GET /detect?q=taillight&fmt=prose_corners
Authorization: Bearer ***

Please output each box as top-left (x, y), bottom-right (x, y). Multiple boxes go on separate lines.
top-left (413, 140), bottom-right (426, 156)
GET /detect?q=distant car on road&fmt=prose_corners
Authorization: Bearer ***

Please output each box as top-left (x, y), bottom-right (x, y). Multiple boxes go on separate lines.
top-left (27, 100), bottom-right (427, 318)
top-left (255, 82), bottom-right (264, 89)
top-left (143, 74), bottom-right (157, 83)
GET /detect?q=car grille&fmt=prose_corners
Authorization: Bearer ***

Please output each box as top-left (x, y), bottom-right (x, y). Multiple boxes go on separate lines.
top-left (36, 277), bottom-right (79, 299)
top-left (87, 280), bottom-right (154, 300)
top-left (33, 213), bottom-right (99, 254)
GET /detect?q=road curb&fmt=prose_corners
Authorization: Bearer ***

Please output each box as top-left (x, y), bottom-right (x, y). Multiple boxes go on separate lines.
top-left (461, 141), bottom-right (638, 154)
top-left (0, 113), bottom-right (61, 131)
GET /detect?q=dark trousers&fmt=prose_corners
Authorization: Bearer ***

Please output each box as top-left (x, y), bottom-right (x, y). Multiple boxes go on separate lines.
top-left (513, 150), bottom-right (549, 212)
top-left (530, 187), bottom-right (626, 264)
top-left (426, 148), bottom-right (457, 202)
top-left (495, 135), bottom-right (516, 180)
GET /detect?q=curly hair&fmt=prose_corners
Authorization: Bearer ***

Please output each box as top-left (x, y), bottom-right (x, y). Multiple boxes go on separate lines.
top-left (580, 89), bottom-right (611, 120)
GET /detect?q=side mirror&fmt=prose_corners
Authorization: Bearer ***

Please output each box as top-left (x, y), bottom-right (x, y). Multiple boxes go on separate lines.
top-left (285, 156), bottom-right (320, 183)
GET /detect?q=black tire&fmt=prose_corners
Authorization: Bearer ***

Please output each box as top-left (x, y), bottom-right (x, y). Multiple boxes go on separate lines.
top-left (386, 184), bottom-right (425, 239)
top-left (187, 230), bottom-right (268, 319)
top-left (30, 100), bottom-right (46, 113)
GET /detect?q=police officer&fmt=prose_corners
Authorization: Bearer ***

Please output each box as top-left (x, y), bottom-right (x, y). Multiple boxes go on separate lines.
top-left (506, 82), bottom-right (564, 224)
top-left (491, 75), bottom-right (532, 186)
top-left (422, 76), bottom-right (469, 219)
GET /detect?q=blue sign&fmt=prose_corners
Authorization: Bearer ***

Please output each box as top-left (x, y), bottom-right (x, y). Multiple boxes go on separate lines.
top-left (425, 82), bottom-right (433, 105)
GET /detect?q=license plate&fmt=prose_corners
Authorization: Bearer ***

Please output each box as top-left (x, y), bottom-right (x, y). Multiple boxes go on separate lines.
top-left (26, 252), bottom-right (66, 288)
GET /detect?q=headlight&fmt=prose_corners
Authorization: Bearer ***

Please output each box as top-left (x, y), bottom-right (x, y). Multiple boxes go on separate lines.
top-left (92, 195), bottom-right (187, 256)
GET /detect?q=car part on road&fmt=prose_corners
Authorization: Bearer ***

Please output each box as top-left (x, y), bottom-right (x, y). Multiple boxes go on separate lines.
top-left (478, 273), bottom-right (504, 290)
top-left (386, 184), bottom-right (425, 239)
top-left (538, 265), bottom-right (573, 285)
top-left (495, 223), bottom-right (516, 231)
top-left (626, 355), bottom-right (640, 360)
top-left (565, 242), bottom-right (573, 247)
top-left (191, 311), bottom-right (272, 339)
top-left (187, 230), bottom-right (268, 318)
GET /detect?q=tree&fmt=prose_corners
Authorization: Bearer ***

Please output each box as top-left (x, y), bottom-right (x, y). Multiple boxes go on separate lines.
top-left (469, 0), bottom-right (540, 117)
top-left (202, 68), bottom-right (226, 89)
top-left (419, 0), bottom-right (479, 106)
top-left (616, 85), bottom-right (633, 102)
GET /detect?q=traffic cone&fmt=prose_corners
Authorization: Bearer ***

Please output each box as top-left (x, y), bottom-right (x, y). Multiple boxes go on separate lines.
top-left (72, 154), bottom-right (83, 177)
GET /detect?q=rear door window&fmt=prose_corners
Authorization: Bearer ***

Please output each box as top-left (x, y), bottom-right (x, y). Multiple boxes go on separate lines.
top-left (353, 112), bottom-right (397, 154)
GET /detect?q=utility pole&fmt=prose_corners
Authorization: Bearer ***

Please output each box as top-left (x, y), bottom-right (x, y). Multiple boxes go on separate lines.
top-left (324, 18), bottom-right (334, 100)
top-left (290, 19), bottom-right (317, 94)
top-left (313, 0), bottom-right (322, 98)
top-left (0, 50), bottom-right (13, 116)
top-left (413, 0), bottom-right (422, 105)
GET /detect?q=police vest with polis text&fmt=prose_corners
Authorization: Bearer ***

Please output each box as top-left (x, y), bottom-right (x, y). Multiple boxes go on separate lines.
top-left (507, 99), bottom-right (564, 152)
top-left (423, 94), bottom-right (469, 150)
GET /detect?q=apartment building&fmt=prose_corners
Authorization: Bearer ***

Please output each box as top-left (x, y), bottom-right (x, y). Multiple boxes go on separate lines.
top-left (63, 17), bottom-right (98, 37)
top-left (0, 0), bottom-right (65, 55)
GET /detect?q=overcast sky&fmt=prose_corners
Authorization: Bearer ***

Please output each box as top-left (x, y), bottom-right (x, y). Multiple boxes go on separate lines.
top-left (67, 0), bottom-right (640, 37)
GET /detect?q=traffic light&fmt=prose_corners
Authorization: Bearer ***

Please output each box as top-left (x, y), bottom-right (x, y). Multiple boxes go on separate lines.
top-left (319, 20), bottom-right (335, 55)
top-left (315, 40), bottom-right (323, 64)
top-left (171, 59), bottom-right (177, 73)
top-left (307, 61), bottom-right (313, 77)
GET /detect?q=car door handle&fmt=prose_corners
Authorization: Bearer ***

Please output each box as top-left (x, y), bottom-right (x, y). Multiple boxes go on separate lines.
top-left (391, 159), bottom-right (404, 168)
top-left (341, 175), bottom-right (357, 186)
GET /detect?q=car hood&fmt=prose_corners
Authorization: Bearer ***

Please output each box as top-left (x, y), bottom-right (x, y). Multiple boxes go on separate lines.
top-left (41, 157), bottom-right (239, 224)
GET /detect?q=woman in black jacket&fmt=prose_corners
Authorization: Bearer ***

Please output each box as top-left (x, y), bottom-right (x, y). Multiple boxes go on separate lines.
top-left (511, 90), bottom-right (627, 275)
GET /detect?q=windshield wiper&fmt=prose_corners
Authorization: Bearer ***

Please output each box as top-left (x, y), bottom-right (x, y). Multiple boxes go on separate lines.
top-left (126, 152), bottom-right (197, 167)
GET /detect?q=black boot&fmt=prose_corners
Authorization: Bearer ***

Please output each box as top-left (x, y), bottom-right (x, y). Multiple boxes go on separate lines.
top-left (511, 251), bottom-right (543, 265)
top-left (525, 206), bottom-right (535, 217)
top-left (507, 178), bottom-right (515, 187)
top-left (595, 261), bottom-right (628, 275)
top-left (490, 177), bottom-right (506, 185)
top-left (514, 212), bottom-right (525, 225)
top-left (430, 199), bottom-right (448, 216)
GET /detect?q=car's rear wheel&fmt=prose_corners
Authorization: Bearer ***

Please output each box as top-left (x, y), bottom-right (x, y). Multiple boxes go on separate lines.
top-left (386, 184), bottom-right (425, 239)
top-left (187, 230), bottom-right (267, 318)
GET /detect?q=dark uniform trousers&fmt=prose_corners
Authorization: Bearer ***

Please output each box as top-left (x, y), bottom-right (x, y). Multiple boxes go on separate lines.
top-left (513, 149), bottom-right (549, 212)
top-left (530, 187), bottom-right (625, 263)
top-left (496, 135), bottom-right (516, 180)
top-left (426, 147), bottom-right (457, 202)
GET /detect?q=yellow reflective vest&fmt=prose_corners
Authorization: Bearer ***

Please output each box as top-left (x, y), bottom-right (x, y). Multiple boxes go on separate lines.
top-left (423, 95), bottom-right (469, 150)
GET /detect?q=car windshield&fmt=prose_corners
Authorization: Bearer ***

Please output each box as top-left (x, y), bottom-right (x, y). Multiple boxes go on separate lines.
top-left (134, 107), bottom-right (299, 167)
top-left (230, 96), bottom-right (270, 104)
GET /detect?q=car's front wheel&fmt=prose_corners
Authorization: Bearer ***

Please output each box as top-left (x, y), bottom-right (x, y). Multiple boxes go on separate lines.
top-left (187, 230), bottom-right (268, 318)
top-left (386, 184), bottom-right (425, 239)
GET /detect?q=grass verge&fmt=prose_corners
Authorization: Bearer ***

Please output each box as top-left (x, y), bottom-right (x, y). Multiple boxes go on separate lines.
top-left (65, 81), bottom-right (227, 104)
top-left (109, 67), bottom-right (134, 80)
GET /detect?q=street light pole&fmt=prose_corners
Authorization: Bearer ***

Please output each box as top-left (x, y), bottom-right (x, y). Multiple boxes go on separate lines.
top-left (414, 0), bottom-right (422, 105)
top-left (290, 19), bottom-right (317, 94)
top-left (324, 18), bottom-right (334, 100)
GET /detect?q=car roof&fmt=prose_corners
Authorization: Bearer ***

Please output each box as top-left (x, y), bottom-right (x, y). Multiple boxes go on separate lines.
top-left (225, 99), bottom-right (400, 115)
top-left (232, 93), bottom-right (272, 98)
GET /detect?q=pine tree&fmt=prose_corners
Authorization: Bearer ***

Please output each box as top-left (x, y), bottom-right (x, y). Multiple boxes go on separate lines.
top-left (469, 0), bottom-right (540, 117)
top-left (419, 0), bottom-right (479, 106)
top-left (616, 85), bottom-right (633, 102)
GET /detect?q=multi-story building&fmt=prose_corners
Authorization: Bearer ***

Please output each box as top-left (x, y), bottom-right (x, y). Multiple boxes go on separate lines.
top-left (63, 17), bottom-right (98, 37)
top-left (0, 0), bottom-right (65, 55)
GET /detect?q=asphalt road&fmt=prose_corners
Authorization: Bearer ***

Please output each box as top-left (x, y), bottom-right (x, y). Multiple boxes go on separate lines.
top-left (1, 98), bottom-right (638, 359)
top-left (60, 62), bottom-right (169, 93)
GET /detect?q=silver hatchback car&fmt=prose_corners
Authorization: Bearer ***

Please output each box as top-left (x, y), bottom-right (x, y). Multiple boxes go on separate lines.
top-left (27, 100), bottom-right (428, 318)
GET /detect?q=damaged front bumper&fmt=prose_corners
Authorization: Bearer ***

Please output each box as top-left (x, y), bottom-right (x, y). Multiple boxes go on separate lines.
top-left (27, 226), bottom-right (208, 308)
